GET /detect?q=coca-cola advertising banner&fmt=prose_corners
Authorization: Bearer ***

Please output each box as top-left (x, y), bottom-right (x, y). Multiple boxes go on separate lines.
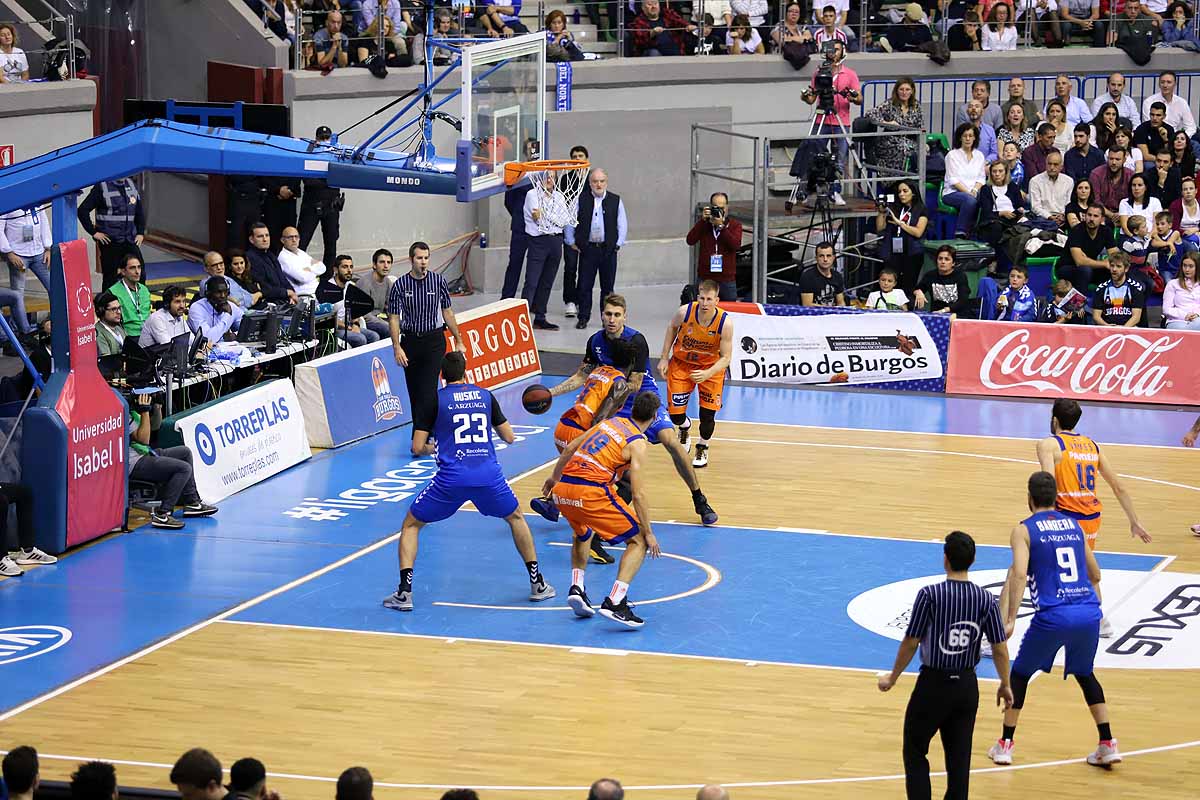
top-left (946, 320), bottom-right (1200, 405)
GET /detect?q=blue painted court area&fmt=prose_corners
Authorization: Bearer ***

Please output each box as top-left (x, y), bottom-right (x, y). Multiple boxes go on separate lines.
top-left (0, 378), bottom-right (1183, 713)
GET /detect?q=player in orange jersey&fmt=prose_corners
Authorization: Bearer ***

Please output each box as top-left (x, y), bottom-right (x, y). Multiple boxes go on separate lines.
top-left (1036, 398), bottom-right (1151, 637)
top-left (657, 279), bottom-right (734, 469)
top-left (542, 392), bottom-right (662, 628)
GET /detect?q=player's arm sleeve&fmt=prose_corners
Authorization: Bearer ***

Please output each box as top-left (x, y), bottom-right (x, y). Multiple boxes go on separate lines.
top-left (904, 588), bottom-right (932, 639)
top-left (489, 392), bottom-right (507, 426)
top-left (982, 596), bottom-right (1006, 644)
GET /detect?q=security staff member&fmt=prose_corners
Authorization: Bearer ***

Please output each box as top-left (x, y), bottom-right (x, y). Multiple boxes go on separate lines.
top-left (387, 241), bottom-right (466, 441)
top-left (227, 175), bottom-right (264, 252)
top-left (298, 126), bottom-right (344, 262)
top-left (78, 176), bottom-right (146, 289)
top-left (878, 531), bottom-right (1015, 800)
top-left (261, 175), bottom-right (302, 253)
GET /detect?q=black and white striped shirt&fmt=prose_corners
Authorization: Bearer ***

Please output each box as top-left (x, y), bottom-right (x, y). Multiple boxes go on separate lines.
top-left (905, 579), bottom-right (1005, 673)
top-left (385, 271), bottom-right (452, 334)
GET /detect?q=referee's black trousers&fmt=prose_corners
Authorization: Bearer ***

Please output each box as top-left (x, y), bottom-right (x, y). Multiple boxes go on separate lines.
top-left (903, 667), bottom-right (978, 800)
top-left (402, 330), bottom-right (447, 438)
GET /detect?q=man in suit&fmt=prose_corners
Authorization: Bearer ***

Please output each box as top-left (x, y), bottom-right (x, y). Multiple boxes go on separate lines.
top-left (566, 168), bottom-right (627, 330)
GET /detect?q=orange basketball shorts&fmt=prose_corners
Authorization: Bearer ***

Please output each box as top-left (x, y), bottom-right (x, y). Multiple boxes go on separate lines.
top-left (666, 358), bottom-right (725, 415)
top-left (554, 418), bottom-right (586, 451)
top-left (551, 476), bottom-right (641, 544)
top-left (1079, 516), bottom-right (1101, 550)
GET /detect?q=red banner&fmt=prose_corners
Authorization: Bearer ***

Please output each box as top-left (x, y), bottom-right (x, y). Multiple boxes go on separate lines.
top-left (946, 320), bottom-right (1200, 405)
top-left (446, 298), bottom-right (542, 390)
top-left (55, 240), bottom-right (126, 545)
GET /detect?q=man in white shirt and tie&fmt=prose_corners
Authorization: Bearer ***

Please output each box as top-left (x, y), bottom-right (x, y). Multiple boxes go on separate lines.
top-left (565, 169), bottom-right (627, 330)
top-left (277, 226), bottom-right (326, 297)
top-left (522, 173), bottom-right (568, 330)
top-left (1142, 71), bottom-right (1198, 137)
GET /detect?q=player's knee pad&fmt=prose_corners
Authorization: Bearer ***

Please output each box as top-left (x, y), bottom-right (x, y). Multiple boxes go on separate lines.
top-left (1075, 673), bottom-right (1106, 706)
top-left (698, 407), bottom-right (717, 440)
top-left (669, 413), bottom-right (689, 427)
top-left (615, 476), bottom-right (632, 504)
top-left (1011, 672), bottom-right (1031, 709)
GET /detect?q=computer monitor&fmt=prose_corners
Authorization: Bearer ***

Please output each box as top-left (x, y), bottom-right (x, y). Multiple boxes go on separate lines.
top-left (237, 311), bottom-right (270, 343)
top-left (187, 331), bottom-right (207, 365)
top-left (159, 332), bottom-right (193, 379)
top-left (284, 299), bottom-right (315, 342)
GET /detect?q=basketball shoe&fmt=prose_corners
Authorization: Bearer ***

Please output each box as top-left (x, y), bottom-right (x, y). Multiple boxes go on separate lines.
top-left (1087, 740), bottom-right (1122, 767)
top-left (567, 585), bottom-right (595, 617)
top-left (694, 492), bottom-right (718, 526)
top-left (599, 596), bottom-right (644, 628)
top-left (383, 589), bottom-right (413, 611)
top-left (1099, 617), bottom-right (1115, 638)
top-left (987, 739), bottom-right (1014, 765)
top-left (529, 580), bottom-right (556, 602)
top-left (589, 535), bottom-right (615, 564)
top-left (692, 444), bottom-right (709, 468)
top-left (530, 496), bottom-right (560, 522)
top-left (677, 424), bottom-right (692, 453)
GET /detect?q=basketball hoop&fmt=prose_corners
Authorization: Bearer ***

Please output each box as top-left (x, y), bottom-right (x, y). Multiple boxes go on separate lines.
top-left (504, 159), bottom-right (590, 232)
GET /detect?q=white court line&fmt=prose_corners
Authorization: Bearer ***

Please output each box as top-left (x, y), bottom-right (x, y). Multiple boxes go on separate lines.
top-left (7, 739), bottom-right (1198, 791)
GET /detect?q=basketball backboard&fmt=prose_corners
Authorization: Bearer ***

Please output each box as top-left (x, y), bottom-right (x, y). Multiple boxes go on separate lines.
top-left (456, 31), bottom-right (546, 202)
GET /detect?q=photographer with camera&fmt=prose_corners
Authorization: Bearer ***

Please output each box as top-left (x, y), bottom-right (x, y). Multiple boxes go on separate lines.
top-left (686, 192), bottom-right (743, 301)
top-left (795, 40), bottom-right (861, 207)
top-left (874, 179), bottom-right (930, 295)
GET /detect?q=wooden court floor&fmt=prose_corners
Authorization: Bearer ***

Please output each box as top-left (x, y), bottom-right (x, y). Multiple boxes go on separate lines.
top-left (3, 421), bottom-right (1197, 799)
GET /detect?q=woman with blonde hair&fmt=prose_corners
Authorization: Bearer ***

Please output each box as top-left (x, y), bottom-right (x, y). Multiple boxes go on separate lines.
top-left (865, 76), bottom-right (924, 174)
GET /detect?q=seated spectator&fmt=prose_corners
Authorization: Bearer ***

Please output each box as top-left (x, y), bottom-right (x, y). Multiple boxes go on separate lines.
top-left (1066, 123), bottom-right (1105, 184)
top-left (630, 0), bottom-right (694, 57)
top-left (357, 0), bottom-right (411, 62)
top-left (1170, 176), bottom-right (1200, 244)
top-left (1045, 100), bottom-right (1073, 154)
top-left (913, 245), bottom-right (972, 315)
top-left (277, 226), bottom-right (325, 296)
top-left (228, 248), bottom-right (265, 306)
top-left (1058, 0), bottom-right (1103, 46)
top-left (226, 758), bottom-right (275, 800)
top-left (733, 0), bottom-right (770, 30)
top-left (1001, 141), bottom-right (1026, 189)
top-left (0, 24), bottom-right (29, 82)
top-left (977, 159), bottom-right (1026, 248)
top-left (1163, 4), bottom-right (1200, 50)
top-left (0, 480), bottom-right (56, 577)
top-left (1145, 70), bottom-right (1198, 136)
top-left (93, 291), bottom-right (126, 357)
top-left (201, 250), bottom-right (259, 308)
top-left (545, 10), bottom-right (585, 60)
top-left (1171, 130), bottom-right (1196, 178)
top-left (1029, 149), bottom-right (1073, 227)
top-left (480, 0), bottom-right (529, 38)
top-left (954, 80), bottom-right (1004, 131)
top-left (1113, 127), bottom-right (1143, 173)
top-left (873, 179), bottom-right (928, 294)
top-left (963, 99), bottom-right (999, 162)
top-left (1163, 251), bottom-right (1200, 328)
top-left (361, 247), bottom-right (396, 339)
top-left (1050, 277), bottom-right (1089, 323)
top-left (415, 10), bottom-right (461, 66)
top-left (1150, 210), bottom-right (1184, 280)
top-left (812, 4), bottom-right (850, 48)
top-left (1090, 102), bottom-right (1120, 152)
top-left (69, 761), bottom-right (117, 800)
top-left (1017, 0), bottom-right (1062, 46)
top-left (1001, 76), bottom-right (1043, 130)
top-left (337, 767), bottom-right (373, 800)
top-left (1021, 123), bottom-right (1059, 184)
top-left (1145, 148), bottom-right (1183, 207)
top-left (128, 390), bottom-right (221, 531)
top-left (771, 2), bottom-right (806, 52)
top-left (1109, 0), bottom-right (1158, 46)
top-left (111, 255), bottom-right (153, 337)
top-left (799, 242), bottom-right (846, 305)
top-left (726, 14), bottom-right (765, 53)
top-left (588, 778), bottom-right (625, 800)
top-left (997, 103), bottom-right (1034, 152)
top-left (171, 749), bottom-right (225, 800)
top-left (1118, 215), bottom-right (1152, 276)
top-left (865, 266), bottom-right (910, 310)
top-left (1091, 72), bottom-right (1140, 127)
top-left (1065, 177), bottom-right (1095, 228)
top-left (983, 2), bottom-right (1018, 49)
top-left (693, 13), bottom-right (728, 55)
top-left (313, 10), bottom-right (350, 70)
top-left (1092, 252), bottom-right (1145, 326)
top-left (880, 4), bottom-right (932, 52)
top-left (1135, 102), bottom-right (1175, 161)
top-left (188, 277), bottom-right (243, 343)
top-left (864, 77), bottom-right (924, 175)
top-left (2, 745), bottom-right (41, 800)
top-left (943, 123), bottom-right (988, 237)
top-left (1118, 174), bottom-right (1163, 236)
top-left (139, 285), bottom-right (192, 348)
top-left (323, 255), bottom-right (380, 347)
top-left (1090, 146), bottom-right (1134, 226)
top-left (1047, 73), bottom-right (1093, 127)
top-left (994, 264), bottom-right (1040, 321)
top-left (1059, 202), bottom-right (1117, 289)
top-left (947, 11), bottom-right (984, 49)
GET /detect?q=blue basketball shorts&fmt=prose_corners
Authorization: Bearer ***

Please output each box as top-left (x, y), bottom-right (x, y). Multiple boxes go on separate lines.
top-left (1012, 606), bottom-right (1102, 678)
top-left (410, 475), bottom-right (519, 524)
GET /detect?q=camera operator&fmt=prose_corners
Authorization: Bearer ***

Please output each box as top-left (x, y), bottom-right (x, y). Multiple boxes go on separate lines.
top-left (796, 40), bottom-right (861, 207)
top-left (686, 192), bottom-right (743, 301)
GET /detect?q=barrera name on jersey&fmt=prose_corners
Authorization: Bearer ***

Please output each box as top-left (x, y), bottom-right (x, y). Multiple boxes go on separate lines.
top-left (671, 302), bottom-right (728, 368)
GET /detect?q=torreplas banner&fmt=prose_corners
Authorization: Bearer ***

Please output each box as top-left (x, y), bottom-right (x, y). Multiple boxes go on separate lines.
top-left (730, 309), bottom-right (947, 388)
top-left (173, 379), bottom-right (311, 503)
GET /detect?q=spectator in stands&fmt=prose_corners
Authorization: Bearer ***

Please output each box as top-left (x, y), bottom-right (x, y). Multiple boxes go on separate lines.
top-left (1018, 0), bottom-right (1062, 46)
top-left (78, 176), bottom-right (146, 289)
top-left (943, 123), bottom-right (987, 238)
top-left (1030, 149), bottom-right (1073, 228)
top-left (629, 0), bottom-right (694, 56)
top-left (325, 254), bottom-right (379, 347)
top-left (1144, 71), bottom-right (1197, 137)
top-left (1091, 73), bottom-right (1140, 127)
top-left (954, 80), bottom-right (1003, 132)
top-left (1002, 77), bottom-right (1042, 129)
top-left (1047, 74), bottom-right (1091, 127)
top-left (696, 787), bottom-right (730, 800)
top-left (686, 192), bottom-right (743, 301)
top-left (1113, 127), bottom-right (1143, 175)
top-left (566, 168), bottom-right (626, 330)
top-left (977, 159), bottom-right (1026, 247)
top-left (1066, 122), bottom-right (1105, 184)
top-left (1162, 1), bottom-right (1200, 49)
top-left (1049, 277), bottom-right (1088, 323)
top-left (112, 254), bottom-right (153, 337)
top-left (1001, 140), bottom-right (1025, 188)
top-left (362, 247), bottom-right (396, 339)
top-left (358, 0), bottom-right (411, 61)
top-left (69, 761), bottom-right (117, 800)
top-left (913, 244), bottom-right (972, 315)
top-left (1118, 214), bottom-right (1152, 277)
top-left (732, 0), bottom-right (770, 33)
top-left (946, 11), bottom-right (984, 50)
top-left (414, 10), bottom-right (460, 65)
top-left (1172, 130), bottom-right (1196, 177)
top-left (771, 3), bottom-right (806, 51)
top-left (248, 223), bottom-right (298, 305)
top-left (865, 76), bottom-right (924, 175)
top-left (692, 13), bottom-right (727, 54)
top-left (480, 0), bottom-right (529, 38)
top-left (1109, 0), bottom-right (1158, 46)
top-left (314, 10), bottom-right (351, 69)
top-left (1059, 203), bottom-right (1117, 288)
top-left (964, 99), bottom-right (999, 162)
top-left (874, 179), bottom-right (928, 295)
top-left (139, 285), bottom-right (192, 348)
top-left (880, 4), bottom-right (932, 53)
top-left (726, 14), bottom-right (765, 53)
top-left (1058, 0), bottom-right (1103, 45)
top-left (1145, 149), bottom-right (1183, 207)
top-left (1044, 100), bottom-right (1073, 154)
top-left (171, 749), bottom-right (225, 800)
top-left (799, 241), bottom-right (846, 306)
top-left (866, 266), bottom-right (910, 309)
top-left (93, 291), bottom-right (125, 357)
top-left (337, 767), bottom-right (373, 800)
top-left (1135, 102), bottom-right (1175, 161)
top-left (2, 746), bottom-right (40, 800)
top-left (1090, 102), bottom-right (1120, 153)
top-left (588, 778), bottom-right (625, 800)
top-left (0, 203), bottom-right (52, 293)
top-left (1170, 176), bottom-right (1200, 239)
top-left (188, 277), bottom-right (242, 343)
top-left (545, 10), bottom-right (585, 60)
top-left (798, 40), bottom-right (861, 206)
top-left (1151, 210), bottom-right (1185, 279)
top-left (278, 226), bottom-right (326, 296)
top-left (1021, 123), bottom-right (1058, 182)
top-left (982, 2), bottom-right (1018, 49)
top-left (1163, 251), bottom-right (1200, 328)
top-left (1119, 173), bottom-right (1163, 235)
top-left (1092, 252), bottom-right (1145, 325)
top-left (994, 264), bottom-right (1040, 321)
top-left (812, 4), bottom-right (850, 48)
top-left (228, 248), bottom-right (264, 306)
top-left (1065, 177), bottom-right (1095, 228)
top-left (299, 126), bottom-right (344, 263)
top-left (0, 24), bottom-right (28, 82)
top-left (997, 103), bottom-right (1034, 152)
top-left (226, 758), bottom-right (277, 800)
top-left (202, 250), bottom-right (259, 308)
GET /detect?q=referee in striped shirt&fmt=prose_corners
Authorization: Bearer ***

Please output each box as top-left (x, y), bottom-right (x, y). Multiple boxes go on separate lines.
top-left (878, 531), bottom-right (1014, 800)
top-left (387, 241), bottom-right (465, 440)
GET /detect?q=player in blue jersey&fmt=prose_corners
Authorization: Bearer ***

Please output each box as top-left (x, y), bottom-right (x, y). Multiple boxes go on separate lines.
top-left (547, 293), bottom-right (718, 527)
top-left (987, 471), bottom-right (1122, 768)
top-left (383, 352), bottom-right (556, 612)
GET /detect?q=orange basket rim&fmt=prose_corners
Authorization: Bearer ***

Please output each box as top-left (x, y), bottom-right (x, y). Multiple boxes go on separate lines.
top-left (503, 159), bottom-right (590, 184)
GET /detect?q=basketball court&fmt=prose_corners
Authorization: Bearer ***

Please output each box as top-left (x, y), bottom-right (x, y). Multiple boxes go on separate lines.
top-left (2, 379), bottom-right (1197, 799)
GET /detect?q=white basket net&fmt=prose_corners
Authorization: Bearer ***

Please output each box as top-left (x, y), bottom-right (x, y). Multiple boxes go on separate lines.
top-left (525, 162), bottom-right (590, 233)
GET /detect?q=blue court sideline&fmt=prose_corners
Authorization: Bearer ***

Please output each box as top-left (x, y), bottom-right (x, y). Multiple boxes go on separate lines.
top-left (1, 380), bottom-right (1188, 712)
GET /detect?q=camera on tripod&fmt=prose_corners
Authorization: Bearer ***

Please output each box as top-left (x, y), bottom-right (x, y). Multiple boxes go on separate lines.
top-left (812, 41), bottom-right (840, 113)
